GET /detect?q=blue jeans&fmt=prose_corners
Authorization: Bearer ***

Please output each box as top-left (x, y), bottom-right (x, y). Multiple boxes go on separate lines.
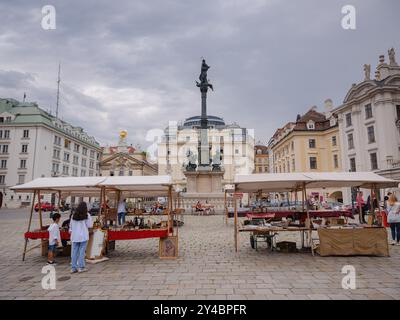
top-left (390, 223), bottom-right (400, 242)
top-left (118, 212), bottom-right (126, 225)
top-left (71, 241), bottom-right (87, 271)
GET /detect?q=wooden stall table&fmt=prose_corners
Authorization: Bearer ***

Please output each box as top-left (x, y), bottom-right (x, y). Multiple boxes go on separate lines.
top-left (317, 226), bottom-right (389, 257)
top-left (239, 225), bottom-right (312, 251)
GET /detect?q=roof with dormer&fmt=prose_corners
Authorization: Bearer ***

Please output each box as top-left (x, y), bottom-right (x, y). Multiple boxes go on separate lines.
top-left (0, 98), bottom-right (100, 148)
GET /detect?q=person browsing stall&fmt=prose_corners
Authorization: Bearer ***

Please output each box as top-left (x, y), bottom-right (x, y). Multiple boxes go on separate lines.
top-left (47, 213), bottom-right (61, 265)
top-left (117, 198), bottom-right (127, 225)
top-left (387, 194), bottom-right (400, 246)
top-left (69, 202), bottom-right (93, 273)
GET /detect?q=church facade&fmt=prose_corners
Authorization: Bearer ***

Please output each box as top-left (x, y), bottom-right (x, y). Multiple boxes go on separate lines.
top-left (100, 132), bottom-right (157, 177)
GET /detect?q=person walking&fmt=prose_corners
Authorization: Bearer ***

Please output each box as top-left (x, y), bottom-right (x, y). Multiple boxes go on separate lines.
top-left (117, 198), bottom-right (127, 226)
top-left (69, 202), bottom-right (92, 273)
top-left (387, 194), bottom-right (400, 246)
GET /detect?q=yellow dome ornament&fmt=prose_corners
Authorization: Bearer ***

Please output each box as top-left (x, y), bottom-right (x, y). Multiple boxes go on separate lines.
top-left (119, 130), bottom-right (128, 139)
top-left (118, 130), bottom-right (128, 146)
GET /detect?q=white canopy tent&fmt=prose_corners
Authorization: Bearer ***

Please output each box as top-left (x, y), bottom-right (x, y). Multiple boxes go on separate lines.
top-left (10, 176), bottom-right (106, 194)
top-left (232, 172), bottom-right (399, 254)
top-left (234, 172), bottom-right (398, 193)
top-left (99, 175), bottom-right (173, 195)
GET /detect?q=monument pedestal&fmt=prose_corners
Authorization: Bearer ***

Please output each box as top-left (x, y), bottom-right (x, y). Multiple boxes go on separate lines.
top-left (183, 168), bottom-right (225, 213)
top-left (184, 167), bottom-right (224, 194)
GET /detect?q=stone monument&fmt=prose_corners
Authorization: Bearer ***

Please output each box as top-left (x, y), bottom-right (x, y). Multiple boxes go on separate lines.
top-left (184, 59), bottom-right (224, 197)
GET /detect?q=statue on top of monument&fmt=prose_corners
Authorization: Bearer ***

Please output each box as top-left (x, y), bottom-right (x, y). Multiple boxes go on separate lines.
top-left (196, 59), bottom-right (214, 91)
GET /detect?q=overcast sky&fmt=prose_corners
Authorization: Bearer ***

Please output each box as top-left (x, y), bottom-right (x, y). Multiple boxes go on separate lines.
top-left (0, 0), bottom-right (399, 149)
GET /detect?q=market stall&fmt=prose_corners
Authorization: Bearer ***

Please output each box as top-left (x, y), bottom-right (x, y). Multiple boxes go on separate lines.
top-left (12, 175), bottom-right (179, 261)
top-left (233, 172), bottom-right (398, 256)
top-left (97, 176), bottom-right (178, 257)
top-left (11, 177), bottom-right (106, 261)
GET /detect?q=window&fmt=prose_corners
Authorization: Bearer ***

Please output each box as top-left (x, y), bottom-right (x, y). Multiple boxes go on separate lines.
top-left (365, 104), bottom-right (373, 119)
top-left (20, 159), bottom-right (26, 169)
top-left (119, 170), bottom-right (124, 176)
top-left (367, 126), bottom-right (375, 143)
top-left (64, 152), bottom-right (70, 162)
top-left (64, 139), bottom-right (71, 149)
top-left (0, 175), bottom-right (5, 184)
top-left (81, 158), bottom-right (87, 167)
top-left (1, 130), bottom-right (10, 139)
top-left (21, 144), bottom-right (28, 153)
top-left (332, 136), bottom-right (337, 147)
top-left (309, 157), bottom-right (317, 169)
top-left (291, 141), bottom-right (294, 151)
top-left (90, 150), bottom-right (95, 158)
top-left (292, 159), bottom-right (295, 171)
top-left (1, 145), bottom-right (8, 153)
top-left (22, 130), bottom-right (29, 138)
top-left (346, 113), bottom-right (352, 127)
top-left (350, 157), bottom-right (356, 172)
top-left (74, 143), bottom-right (80, 152)
top-left (89, 160), bottom-right (94, 169)
top-left (62, 165), bottom-right (69, 175)
top-left (309, 139), bottom-right (316, 149)
top-left (0, 160), bottom-right (7, 169)
top-left (73, 155), bottom-right (79, 165)
top-left (53, 149), bottom-right (60, 159)
top-left (347, 133), bottom-right (354, 150)
top-left (110, 171), bottom-right (114, 176)
top-left (82, 147), bottom-right (87, 156)
top-left (370, 153), bottom-right (378, 170)
top-left (129, 170), bottom-right (133, 176)
top-left (52, 163), bottom-right (59, 173)
top-left (396, 105), bottom-right (400, 120)
top-left (333, 154), bottom-right (339, 168)
top-left (18, 175), bottom-right (25, 185)
top-left (81, 169), bottom-right (86, 176)
top-left (72, 167), bottom-right (78, 177)
top-left (307, 121), bottom-right (315, 130)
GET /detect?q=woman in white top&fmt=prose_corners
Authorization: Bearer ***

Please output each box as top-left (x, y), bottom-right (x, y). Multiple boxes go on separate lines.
top-left (386, 194), bottom-right (400, 246)
top-left (69, 202), bottom-right (93, 273)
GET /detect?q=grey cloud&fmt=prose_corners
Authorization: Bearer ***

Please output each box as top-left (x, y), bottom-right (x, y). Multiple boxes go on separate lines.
top-left (0, 0), bottom-right (399, 147)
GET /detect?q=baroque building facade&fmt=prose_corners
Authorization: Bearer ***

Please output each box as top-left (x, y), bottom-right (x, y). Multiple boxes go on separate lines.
top-left (268, 103), bottom-right (343, 201)
top-left (100, 131), bottom-right (157, 177)
top-left (254, 143), bottom-right (269, 173)
top-left (334, 48), bottom-right (400, 202)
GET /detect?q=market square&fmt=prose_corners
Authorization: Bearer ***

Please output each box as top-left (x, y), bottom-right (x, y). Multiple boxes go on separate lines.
top-left (1, 1), bottom-right (400, 304)
top-left (1, 208), bottom-right (400, 300)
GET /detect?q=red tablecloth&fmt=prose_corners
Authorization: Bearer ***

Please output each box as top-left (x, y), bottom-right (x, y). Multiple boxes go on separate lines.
top-left (25, 230), bottom-right (70, 240)
top-left (25, 229), bottom-right (170, 241)
top-left (107, 229), bottom-right (169, 241)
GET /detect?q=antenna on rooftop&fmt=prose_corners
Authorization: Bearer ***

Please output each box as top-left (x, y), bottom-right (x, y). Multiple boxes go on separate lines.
top-left (56, 62), bottom-right (61, 118)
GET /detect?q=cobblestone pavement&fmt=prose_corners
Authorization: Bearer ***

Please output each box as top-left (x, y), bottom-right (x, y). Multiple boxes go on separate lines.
top-left (0, 209), bottom-right (399, 300)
